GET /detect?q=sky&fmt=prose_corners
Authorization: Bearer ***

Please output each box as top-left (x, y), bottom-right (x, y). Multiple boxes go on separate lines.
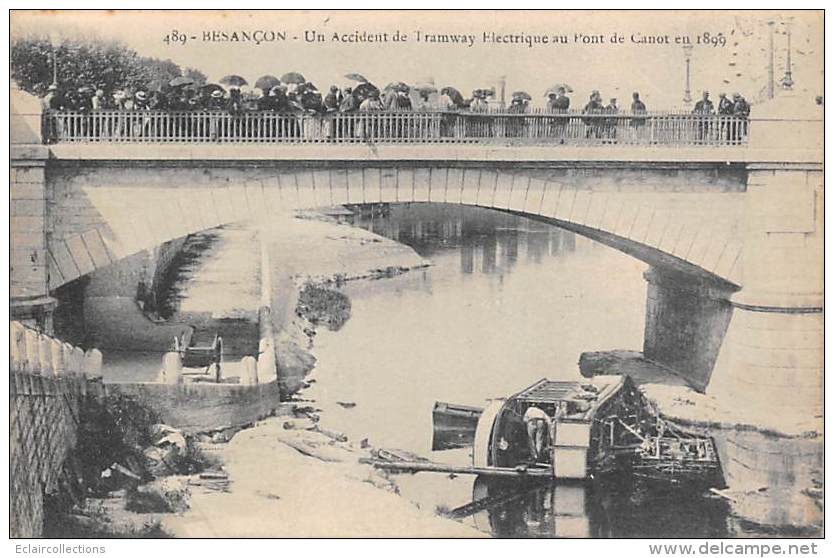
top-left (11, 10), bottom-right (823, 109)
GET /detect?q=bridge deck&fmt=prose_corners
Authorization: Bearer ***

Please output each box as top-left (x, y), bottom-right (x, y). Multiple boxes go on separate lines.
top-left (45, 142), bottom-right (815, 165)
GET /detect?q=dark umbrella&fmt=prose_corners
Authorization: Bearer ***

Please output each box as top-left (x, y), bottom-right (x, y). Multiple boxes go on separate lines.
top-left (219, 75), bottom-right (248, 87)
top-left (353, 82), bottom-right (380, 101)
top-left (344, 73), bottom-right (369, 83)
top-left (384, 81), bottom-right (409, 92)
top-left (254, 75), bottom-right (281, 91)
top-left (200, 83), bottom-right (226, 96)
top-left (169, 76), bottom-right (195, 88)
top-left (512, 91), bottom-right (532, 101)
top-left (280, 72), bottom-right (306, 84)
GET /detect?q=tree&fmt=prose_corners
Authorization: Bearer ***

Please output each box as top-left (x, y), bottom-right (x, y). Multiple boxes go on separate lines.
top-left (11, 36), bottom-right (206, 97)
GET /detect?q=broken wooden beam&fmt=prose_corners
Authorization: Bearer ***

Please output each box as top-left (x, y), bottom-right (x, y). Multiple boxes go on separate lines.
top-left (361, 459), bottom-right (552, 478)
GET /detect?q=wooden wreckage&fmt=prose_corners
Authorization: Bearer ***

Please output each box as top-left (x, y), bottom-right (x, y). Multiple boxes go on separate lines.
top-left (366, 376), bottom-right (725, 490)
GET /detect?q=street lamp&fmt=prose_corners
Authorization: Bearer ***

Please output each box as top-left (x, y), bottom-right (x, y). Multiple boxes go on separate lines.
top-left (767, 21), bottom-right (775, 99)
top-left (682, 44), bottom-right (693, 107)
top-left (781, 18), bottom-right (794, 90)
top-left (48, 32), bottom-right (60, 87)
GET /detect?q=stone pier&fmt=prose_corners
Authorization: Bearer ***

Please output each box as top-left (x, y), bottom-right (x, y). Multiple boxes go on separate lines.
top-left (642, 268), bottom-right (736, 391)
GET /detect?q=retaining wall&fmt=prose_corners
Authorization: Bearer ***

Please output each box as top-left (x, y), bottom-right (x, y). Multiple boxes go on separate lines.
top-left (9, 321), bottom-right (102, 538)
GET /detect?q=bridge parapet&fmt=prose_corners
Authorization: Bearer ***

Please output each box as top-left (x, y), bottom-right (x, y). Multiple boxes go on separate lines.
top-left (41, 108), bottom-right (752, 148)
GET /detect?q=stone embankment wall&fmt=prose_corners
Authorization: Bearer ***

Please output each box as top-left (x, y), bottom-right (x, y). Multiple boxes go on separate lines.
top-left (111, 237), bottom-right (285, 433)
top-left (9, 321), bottom-right (103, 538)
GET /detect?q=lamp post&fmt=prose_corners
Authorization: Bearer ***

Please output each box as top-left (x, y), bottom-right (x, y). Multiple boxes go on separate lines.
top-left (682, 44), bottom-right (693, 107)
top-left (48, 32), bottom-right (60, 87)
top-left (781, 18), bottom-right (794, 89)
top-left (767, 21), bottom-right (775, 99)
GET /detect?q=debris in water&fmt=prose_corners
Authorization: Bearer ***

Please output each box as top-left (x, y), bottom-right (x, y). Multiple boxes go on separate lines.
top-left (337, 401), bottom-right (357, 409)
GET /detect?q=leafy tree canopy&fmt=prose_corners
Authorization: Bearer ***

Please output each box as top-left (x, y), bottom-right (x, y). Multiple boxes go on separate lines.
top-left (11, 36), bottom-right (202, 97)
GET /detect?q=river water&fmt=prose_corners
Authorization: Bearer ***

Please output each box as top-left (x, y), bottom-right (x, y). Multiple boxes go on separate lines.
top-left (300, 204), bottom-right (739, 537)
top-left (114, 203), bottom-right (767, 537)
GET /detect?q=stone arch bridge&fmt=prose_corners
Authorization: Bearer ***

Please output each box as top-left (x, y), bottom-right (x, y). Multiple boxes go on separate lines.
top-left (10, 89), bottom-right (823, 420)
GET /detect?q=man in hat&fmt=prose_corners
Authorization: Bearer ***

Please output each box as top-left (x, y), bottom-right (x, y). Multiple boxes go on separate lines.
top-left (43, 84), bottom-right (61, 109)
top-left (604, 97), bottom-right (619, 142)
top-left (717, 92), bottom-right (733, 115)
top-left (324, 86), bottom-right (340, 112)
top-left (554, 87), bottom-right (570, 111)
top-left (42, 84), bottom-right (64, 143)
top-left (74, 87), bottom-right (94, 138)
top-left (582, 90), bottom-right (604, 139)
top-left (693, 90), bottom-right (714, 114)
top-left (546, 87), bottom-right (571, 141)
top-left (716, 92), bottom-right (734, 142)
top-left (507, 93), bottom-right (529, 138)
top-left (731, 93), bottom-right (750, 144)
top-left (628, 91), bottom-right (648, 141)
top-left (692, 91), bottom-right (714, 142)
top-left (130, 90), bottom-right (150, 138)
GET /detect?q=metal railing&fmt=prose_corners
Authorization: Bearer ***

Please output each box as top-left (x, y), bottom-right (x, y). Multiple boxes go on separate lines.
top-left (42, 109), bottom-right (750, 147)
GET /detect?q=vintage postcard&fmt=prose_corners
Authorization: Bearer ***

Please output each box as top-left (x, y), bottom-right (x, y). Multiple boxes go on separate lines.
top-left (8, 9), bottom-right (824, 541)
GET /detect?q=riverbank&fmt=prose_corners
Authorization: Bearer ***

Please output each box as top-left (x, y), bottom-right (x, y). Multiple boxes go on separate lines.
top-left (264, 211), bottom-right (430, 395)
top-left (158, 211), bottom-right (483, 536)
top-left (161, 413), bottom-right (482, 537)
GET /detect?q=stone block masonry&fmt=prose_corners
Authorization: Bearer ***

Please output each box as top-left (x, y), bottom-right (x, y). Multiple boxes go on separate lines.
top-left (9, 321), bottom-right (102, 538)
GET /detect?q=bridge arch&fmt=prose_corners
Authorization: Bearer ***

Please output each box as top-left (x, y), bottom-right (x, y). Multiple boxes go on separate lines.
top-left (46, 162), bottom-right (745, 293)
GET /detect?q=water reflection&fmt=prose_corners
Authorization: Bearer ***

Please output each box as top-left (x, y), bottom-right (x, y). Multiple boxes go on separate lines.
top-left (467, 478), bottom-right (732, 538)
top-left (357, 203), bottom-right (579, 278)
top-left (309, 203), bottom-right (665, 537)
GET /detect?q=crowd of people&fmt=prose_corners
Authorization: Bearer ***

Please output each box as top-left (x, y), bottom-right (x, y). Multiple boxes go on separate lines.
top-left (691, 90), bottom-right (751, 142)
top-left (40, 75), bottom-right (751, 144)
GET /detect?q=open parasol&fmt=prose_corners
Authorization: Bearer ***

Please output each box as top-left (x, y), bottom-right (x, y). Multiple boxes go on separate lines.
top-left (254, 75), bottom-right (281, 91)
top-left (219, 75), bottom-right (248, 88)
top-left (280, 72), bottom-right (306, 84)
top-left (384, 81), bottom-right (410, 92)
top-left (344, 73), bottom-right (370, 83)
top-left (199, 83), bottom-right (226, 96)
top-left (169, 76), bottom-right (195, 88)
top-left (511, 91), bottom-right (532, 101)
top-left (354, 82), bottom-right (380, 101)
